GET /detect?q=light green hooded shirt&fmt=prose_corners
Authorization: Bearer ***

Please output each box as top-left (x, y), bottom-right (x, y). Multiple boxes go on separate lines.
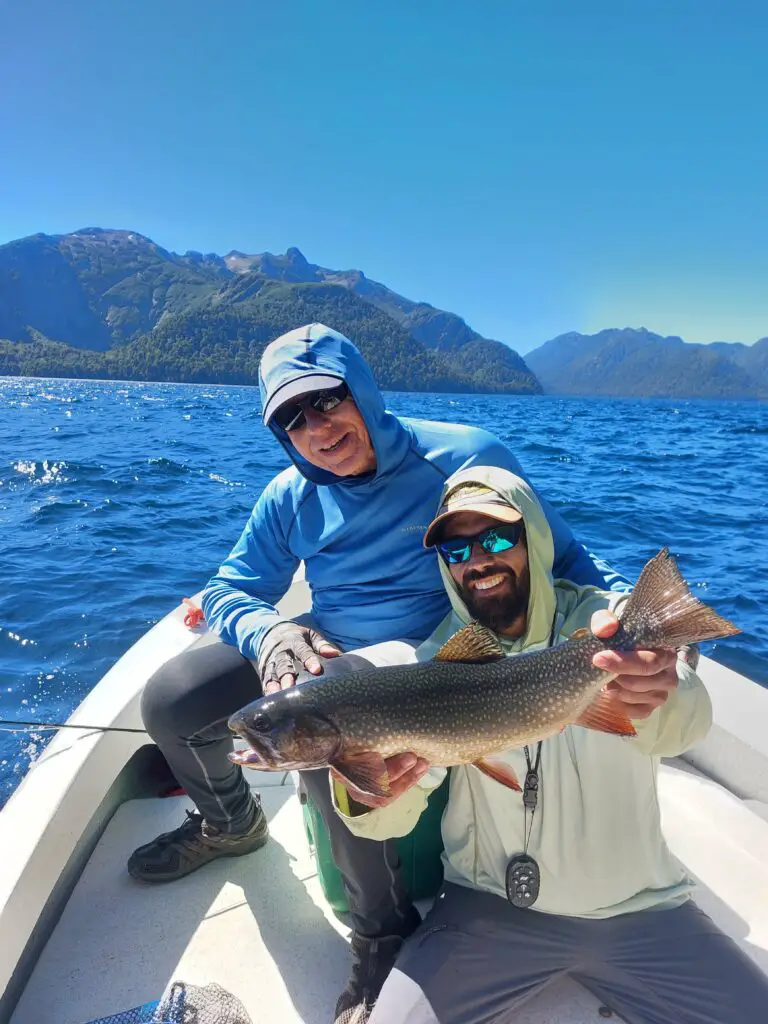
top-left (334, 466), bottom-right (713, 918)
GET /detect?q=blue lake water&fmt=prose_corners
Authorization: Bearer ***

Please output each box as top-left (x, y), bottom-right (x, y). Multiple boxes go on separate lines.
top-left (1, 377), bottom-right (767, 805)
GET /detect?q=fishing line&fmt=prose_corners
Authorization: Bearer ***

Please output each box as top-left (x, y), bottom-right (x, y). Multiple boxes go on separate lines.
top-left (0, 718), bottom-right (291, 788)
top-left (0, 718), bottom-right (147, 735)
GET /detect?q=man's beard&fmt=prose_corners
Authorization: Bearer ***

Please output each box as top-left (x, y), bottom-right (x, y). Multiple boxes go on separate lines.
top-left (463, 567), bottom-right (530, 634)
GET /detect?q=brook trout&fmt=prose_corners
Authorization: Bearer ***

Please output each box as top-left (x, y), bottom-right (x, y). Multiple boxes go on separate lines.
top-left (228, 548), bottom-right (739, 796)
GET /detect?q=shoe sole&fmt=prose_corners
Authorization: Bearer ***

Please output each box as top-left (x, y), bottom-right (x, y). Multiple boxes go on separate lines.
top-left (127, 828), bottom-right (269, 884)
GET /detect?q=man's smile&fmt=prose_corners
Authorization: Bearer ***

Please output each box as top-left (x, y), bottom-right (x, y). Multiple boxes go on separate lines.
top-left (470, 573), bottom-right (509, 593)
top-left (320, 432), bottom-right (350, 454)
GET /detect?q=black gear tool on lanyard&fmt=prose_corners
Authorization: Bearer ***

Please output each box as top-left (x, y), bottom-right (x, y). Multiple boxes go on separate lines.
top-left (504, 615), bottom-right (558, 909)
top-left (505, 741), bottom-right (542, 908)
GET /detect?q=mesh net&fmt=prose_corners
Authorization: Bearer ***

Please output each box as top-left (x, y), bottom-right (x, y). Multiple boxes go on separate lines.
top-left (87, 1001), bottom-right (159, 1024)
top-left (89, 981), bottom-right (253, 1024)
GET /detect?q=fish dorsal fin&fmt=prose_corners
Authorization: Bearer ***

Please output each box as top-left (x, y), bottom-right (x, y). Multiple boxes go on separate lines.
top-left (434, 622), bottom-right (505, 663)
top-left (569, 627), bottom-right (591, 641)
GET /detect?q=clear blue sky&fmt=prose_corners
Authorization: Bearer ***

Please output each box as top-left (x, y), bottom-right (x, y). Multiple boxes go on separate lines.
top-left (1, 1), bottom-right (766, 353)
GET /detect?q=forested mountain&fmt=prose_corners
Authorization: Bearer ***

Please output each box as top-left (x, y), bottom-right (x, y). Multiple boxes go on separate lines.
top-left (0, 229), bottom-right (540, 393)
top-left (525, 328), bottom-right (768, 399)
top-left (2, 230), bottom-right (764, 398)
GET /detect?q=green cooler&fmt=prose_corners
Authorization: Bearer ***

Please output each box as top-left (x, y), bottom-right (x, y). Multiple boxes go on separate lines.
top-left (302, 773), bottom-right (450, 915)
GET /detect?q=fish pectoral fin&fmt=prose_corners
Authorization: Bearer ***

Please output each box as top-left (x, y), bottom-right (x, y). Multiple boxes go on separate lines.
top-left (472, 757), bottom-right (522, 792)
top-left (434, 622), bottom-right (505, 664)
top-left (331, 751), bottom-right (391, 798)
top-left (575, 691), bottom-right (637, 737)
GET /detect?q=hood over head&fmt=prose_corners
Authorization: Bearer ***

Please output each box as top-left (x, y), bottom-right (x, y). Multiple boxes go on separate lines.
top-left (423, 465), bottom-right (556, 655)
top-left (258, 323), bottom-right (409, 486)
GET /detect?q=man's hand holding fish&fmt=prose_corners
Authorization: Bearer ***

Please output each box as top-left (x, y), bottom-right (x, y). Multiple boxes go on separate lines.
top-left (591, 609), bottom-right (681, 719)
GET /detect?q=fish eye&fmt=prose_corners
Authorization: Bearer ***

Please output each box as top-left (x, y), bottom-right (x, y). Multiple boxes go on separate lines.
top-left (250, 717), bottom-right (273, 732)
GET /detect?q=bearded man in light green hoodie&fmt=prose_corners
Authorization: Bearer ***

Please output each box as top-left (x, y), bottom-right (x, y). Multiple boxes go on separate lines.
top-left (332, 465), bottom-right (768, 1024)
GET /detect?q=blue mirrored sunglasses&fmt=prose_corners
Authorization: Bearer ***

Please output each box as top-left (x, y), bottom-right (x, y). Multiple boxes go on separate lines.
top-left (437, 522), bottom-right (524, 564)
top-left (272, 382), bottom-right (349, 432)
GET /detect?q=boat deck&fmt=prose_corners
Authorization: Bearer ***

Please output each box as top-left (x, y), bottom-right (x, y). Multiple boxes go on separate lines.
top-left (10, 757), bottom-right (768, 1024)
top-left (9, 773), bottom-right (604, 1024)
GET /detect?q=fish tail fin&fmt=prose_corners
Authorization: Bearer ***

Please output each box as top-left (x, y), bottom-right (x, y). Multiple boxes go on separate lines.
top-left (618, 547), bottom-right (741, 650)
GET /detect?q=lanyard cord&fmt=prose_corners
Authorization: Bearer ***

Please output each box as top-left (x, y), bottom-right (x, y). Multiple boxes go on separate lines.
top-left (520, 611), bottom-right (558, 853)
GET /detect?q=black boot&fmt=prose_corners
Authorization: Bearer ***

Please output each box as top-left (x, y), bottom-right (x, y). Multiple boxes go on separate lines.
top-left (333, 909), bottom-right (421, 1024)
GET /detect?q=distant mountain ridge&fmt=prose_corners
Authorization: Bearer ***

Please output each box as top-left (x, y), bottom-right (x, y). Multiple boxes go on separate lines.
top-left (525, 327), bottom-right (768, 400)
top-left (198, 244), bottom-right (497, 353)
top-left (0, 229), bottom-right (765, 398)
top-left (0, 228), bottom-right (539, 394)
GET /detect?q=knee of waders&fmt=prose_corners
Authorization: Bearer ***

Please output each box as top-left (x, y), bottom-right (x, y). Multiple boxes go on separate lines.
top-left (140, 654), bottom-right (204, 740)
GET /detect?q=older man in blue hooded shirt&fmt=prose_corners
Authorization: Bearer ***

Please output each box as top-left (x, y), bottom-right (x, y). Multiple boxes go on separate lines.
top-left (205, 322), bottom-right (626, 661)
top-left (128, 324), bottom-right (677, 1024)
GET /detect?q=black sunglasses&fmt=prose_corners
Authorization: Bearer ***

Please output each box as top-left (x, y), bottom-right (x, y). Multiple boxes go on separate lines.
top-left (437, 521), bottom-right (524, 565)
top-left (272, 382), bottom-right (350, 432)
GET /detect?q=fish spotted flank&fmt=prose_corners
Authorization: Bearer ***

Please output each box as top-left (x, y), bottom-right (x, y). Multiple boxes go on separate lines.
top-left (228, 548), bottom-right (739, 797)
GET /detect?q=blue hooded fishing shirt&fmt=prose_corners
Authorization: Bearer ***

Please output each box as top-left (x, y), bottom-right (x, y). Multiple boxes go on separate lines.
top-left (201, 324), bottom-right (629, 659)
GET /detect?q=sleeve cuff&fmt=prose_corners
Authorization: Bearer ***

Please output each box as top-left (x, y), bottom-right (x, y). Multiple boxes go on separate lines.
top-left (330, 776), bottom-right (433, 840)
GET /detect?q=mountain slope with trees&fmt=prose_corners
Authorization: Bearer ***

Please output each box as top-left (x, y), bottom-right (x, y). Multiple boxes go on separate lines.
top-left (525, 328), bottom-right (768, 399)
top-left (0, 229), bottom-right (540, 393)
top-left (1, 230), bottom-right (764, 398)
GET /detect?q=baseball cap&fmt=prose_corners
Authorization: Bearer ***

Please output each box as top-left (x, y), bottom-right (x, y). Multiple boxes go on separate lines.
top-left (423, 481), bottom-right (523, 548)
top-left (262, 373), bottom-right (345, 425)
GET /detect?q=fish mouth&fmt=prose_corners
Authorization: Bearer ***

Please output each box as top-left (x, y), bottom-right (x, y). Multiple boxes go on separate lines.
top-left (229, 747), bottom-right (278, 768)
top-left (228, 724), bottom-right (284, 769)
